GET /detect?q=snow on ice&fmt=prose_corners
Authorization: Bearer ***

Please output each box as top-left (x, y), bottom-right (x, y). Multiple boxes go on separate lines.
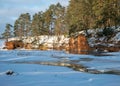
top-left (0, 44), bottom-right (120, 86)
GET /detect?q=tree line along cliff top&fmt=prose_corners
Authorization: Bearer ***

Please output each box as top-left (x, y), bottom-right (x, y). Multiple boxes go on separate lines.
top-left (1, 0), bottom-right (120, 41)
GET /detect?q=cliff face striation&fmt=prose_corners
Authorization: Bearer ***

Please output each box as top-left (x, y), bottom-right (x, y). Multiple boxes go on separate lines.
top-left (5, 40), bottom-right (24, 50)
top-left (69, 34), bottom-right (90, 54)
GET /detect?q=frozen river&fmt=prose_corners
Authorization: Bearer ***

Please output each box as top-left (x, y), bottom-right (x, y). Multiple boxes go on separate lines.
top-left (0, 40), bottom-right (120, 86)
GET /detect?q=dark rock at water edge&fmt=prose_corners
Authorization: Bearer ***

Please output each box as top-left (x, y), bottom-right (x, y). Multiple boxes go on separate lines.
top-left (6, 70), bottom-right (14, 75)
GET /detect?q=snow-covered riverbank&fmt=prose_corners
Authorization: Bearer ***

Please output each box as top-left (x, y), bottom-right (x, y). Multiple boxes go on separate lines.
top-left (3, 27), bottom-right (120, 53)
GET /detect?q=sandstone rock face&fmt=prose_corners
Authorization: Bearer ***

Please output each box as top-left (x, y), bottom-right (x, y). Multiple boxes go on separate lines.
top-left (93, 44), bottom-right (120, 52)
top-left (76, 34), bottom-right (90, 54)
top-left (5, 34), bottom-right (119, 53)
top-left (39, 44), bottom-right (48, 50)
top-left (14, 41), bottom-right (24, 48)
top-left (5, 41), bottom-right (15, 50)
top-left (5, 41), bottom-right (24, 50)
top-left (69, 37), bottom-right (75, 53)
top-left (24, 43), bottom-right (32, 50)
top-left (60, 43), bottom-right (69, 51)
top-left (69, 34), bottom-right (90, 54)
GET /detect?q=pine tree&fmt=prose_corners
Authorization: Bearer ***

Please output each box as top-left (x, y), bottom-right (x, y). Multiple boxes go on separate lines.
top-left (67, 0), bottom-right (120, 35)
top-left (66, 0), bottom-right (94, 35)
top-left (54, 3), bottom-right (67, 36)
top-left (14, 20), bottom-right (19, 37)
top-left (24, 13), bottom-right (31, 36)
top-left (31, 12), bottom-right (45, 36)
top-left (43, 4), bottom-right (56, 35)
top-left (43, 3), bottom-right (67, 36)
top-left (2, 24), bottom-right (12, 41)
top-left (93, 0), bottom-right (120, 28)
top-left (13, 13), bottom-right (31, 37)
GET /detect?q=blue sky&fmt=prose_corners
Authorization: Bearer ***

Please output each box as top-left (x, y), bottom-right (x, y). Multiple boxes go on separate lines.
top-left (0, 0), bottom-right (69, 35)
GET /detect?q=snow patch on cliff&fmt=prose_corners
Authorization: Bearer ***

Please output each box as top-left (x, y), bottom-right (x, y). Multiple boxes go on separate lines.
top-left (112, 32), bottom-right (120, 42)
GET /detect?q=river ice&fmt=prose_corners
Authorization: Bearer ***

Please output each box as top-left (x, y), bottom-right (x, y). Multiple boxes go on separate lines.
top-left (0, 39), bottom-right (120, 86)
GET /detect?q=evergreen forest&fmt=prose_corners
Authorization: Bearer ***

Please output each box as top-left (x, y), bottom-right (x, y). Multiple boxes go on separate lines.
top-left (2, 0), bottom-right (120, 39)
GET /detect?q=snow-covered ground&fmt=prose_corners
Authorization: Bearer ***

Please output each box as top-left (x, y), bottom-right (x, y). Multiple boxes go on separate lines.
top-left (0, 40), bottom-right (120, 86)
